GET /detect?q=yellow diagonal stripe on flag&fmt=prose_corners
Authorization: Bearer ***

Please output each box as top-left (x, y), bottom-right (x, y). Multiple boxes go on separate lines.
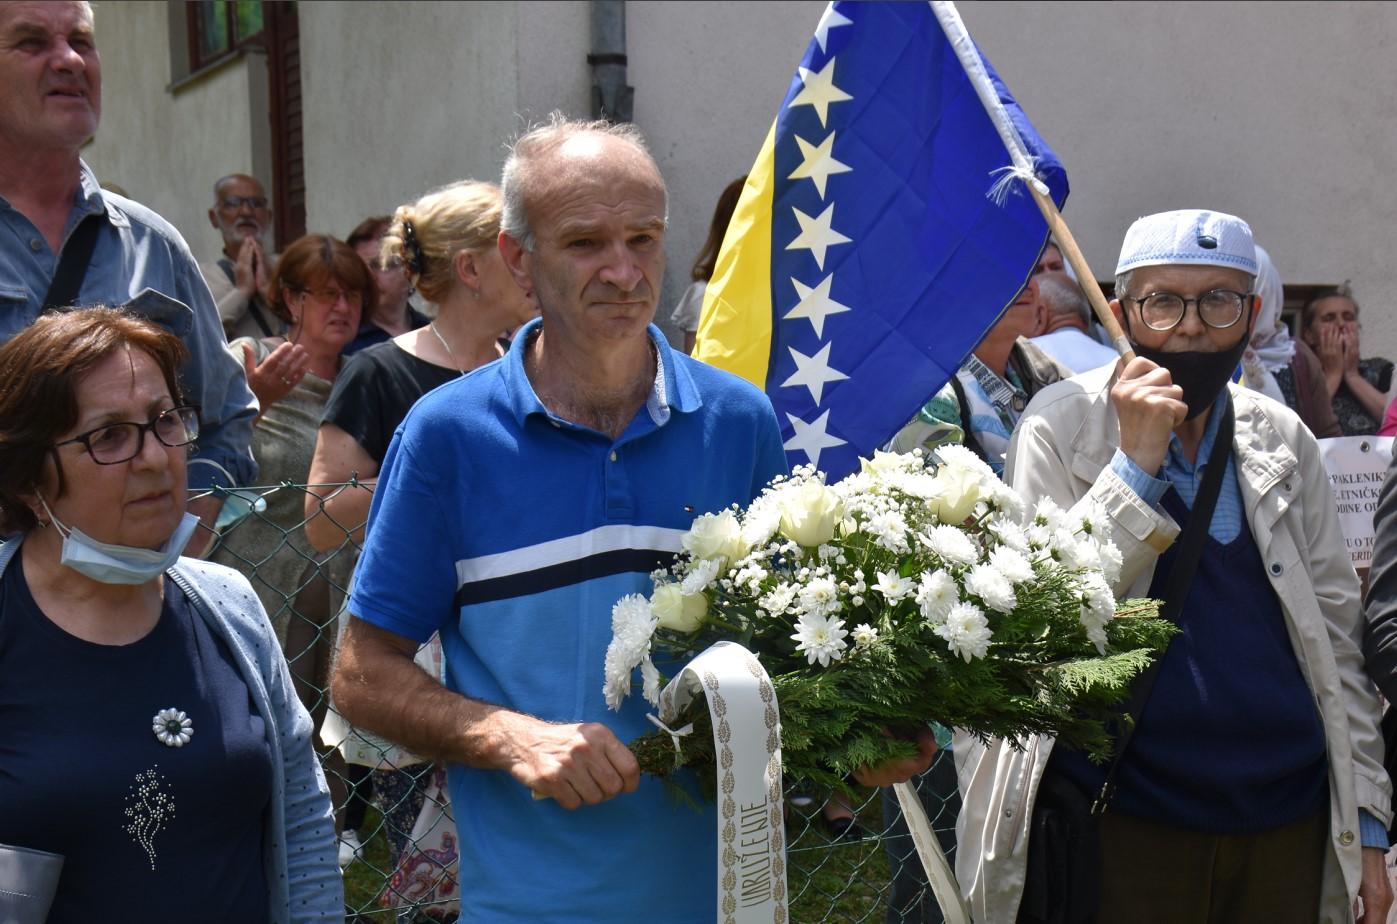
top-left (693, 122), bottom-right (778, 389)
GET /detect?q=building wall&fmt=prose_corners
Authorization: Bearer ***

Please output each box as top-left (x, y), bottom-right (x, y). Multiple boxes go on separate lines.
top-left (79, 1), bottom-right (1397, 355)
top-left (297, 0), bottom-right (590, 243)
top-left (957, 0), bottom-right (1397, 345)
top-left (84, 1), bottom-right (265, 266)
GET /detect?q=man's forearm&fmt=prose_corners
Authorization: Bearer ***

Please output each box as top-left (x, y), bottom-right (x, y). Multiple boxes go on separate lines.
top-left (332, 617), bottom-right (517, 769)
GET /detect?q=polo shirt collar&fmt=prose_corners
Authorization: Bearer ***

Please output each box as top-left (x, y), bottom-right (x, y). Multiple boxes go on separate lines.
top-left (500, 317), bottom-right (703, 429)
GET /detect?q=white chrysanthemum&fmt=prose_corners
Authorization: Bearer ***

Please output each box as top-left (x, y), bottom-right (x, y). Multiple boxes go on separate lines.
top-left (935, 601), bottom-right (993, 662)
top-left (988, 546), bottom-right (1034, 585)
top-left (934, 443), bottom-right (995, 478)
top-left (1032, 496), bottom-right (1068, 531)
top-left (964, 562), bottom-right (1017, 614)
top-left (1077, 500), bottom-right (1110, 537)
top-left (760, 582), bottom-right (799, 616)
top-left (1054, 529), bottom-right (1101, 572)
top-left (1076, 572), bottom-right (1115, 656)
top-left (852, 623), bottom-right (880, 649)
top-left (797, 576), bottom-right (842, 618)
top-left (874, 569), bottom-right (914, 603)
top-left (920, 525), bottom-right (978, 566)
top-left (791, 613), bottom-right (849, 667)
top-left (741, 500), bottom-right (782, 549)
top-left (1095, 539), bottom-right (1124, 585)
top-left (990, 520), bottom-right (1030, 552)
top-left (868, 509), bottom-right (911, 553)
top-left (915, 569), bottom-right (959, 623)
top-left (680, 557), bottom-right (722, 595)
top-left (985, 482), bottom-right (1027, 519)
top-left (640, 657), bottom-right (662, 707)
top-left (1025, 522), bottom-right (1053, 550)
top-left (1081, 572), bottom-right (1116, 621)
top-left (603, 594), bottom-right (657, 710)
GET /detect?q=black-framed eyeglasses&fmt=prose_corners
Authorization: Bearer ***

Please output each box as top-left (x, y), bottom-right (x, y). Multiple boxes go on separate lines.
top-left (53, 406), bottom-right (200, 465)
top-left (218, 195), bottom-right (268, 212)
top-left (1121, 290), bottom-right (1252, 332)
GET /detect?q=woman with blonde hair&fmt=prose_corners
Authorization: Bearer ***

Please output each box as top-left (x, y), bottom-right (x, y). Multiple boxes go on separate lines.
top-left (304, 180), bottom-right (535, 907)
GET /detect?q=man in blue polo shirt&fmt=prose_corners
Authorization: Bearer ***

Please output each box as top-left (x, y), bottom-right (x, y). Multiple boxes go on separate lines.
top-left (332, 117), bottom-right (790, 921)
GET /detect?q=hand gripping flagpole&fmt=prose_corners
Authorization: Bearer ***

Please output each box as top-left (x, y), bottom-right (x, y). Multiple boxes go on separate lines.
top-left (931, 0), bottom-right (1136, 364)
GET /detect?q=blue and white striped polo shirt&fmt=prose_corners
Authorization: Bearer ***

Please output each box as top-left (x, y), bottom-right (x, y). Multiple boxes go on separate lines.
top-left (351, 318), bottom-right (787, 922)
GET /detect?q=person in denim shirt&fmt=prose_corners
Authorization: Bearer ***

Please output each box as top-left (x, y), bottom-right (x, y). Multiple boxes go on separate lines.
top-left (0, 1), bottom-right (257, 549)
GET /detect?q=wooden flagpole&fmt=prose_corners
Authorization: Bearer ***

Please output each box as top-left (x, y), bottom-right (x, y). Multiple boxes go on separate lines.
top-left (1025, 184), bottom-right (1136, 363)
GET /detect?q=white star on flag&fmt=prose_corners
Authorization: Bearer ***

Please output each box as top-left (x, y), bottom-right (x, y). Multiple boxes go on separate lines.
top-left (788, 132), bottom-right (852, 199)
top-left (813, 4), bottom-right (853, 53)
top-left (789, 58), bottom-right (852, 128)
top-left (786, 203), bottom-right (851, 270)
top-left (784, 409), bottom-right (847, 468)
top-left (785, 275), bottom-right (851, 338)
top-left (782, 342), bottom-right (849, 405)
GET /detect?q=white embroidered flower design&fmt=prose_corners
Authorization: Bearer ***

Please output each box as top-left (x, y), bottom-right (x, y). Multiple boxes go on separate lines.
top-left (124, 766), bottom-right (176, 870)
top-left (152, 708), bottom-right (193, 747)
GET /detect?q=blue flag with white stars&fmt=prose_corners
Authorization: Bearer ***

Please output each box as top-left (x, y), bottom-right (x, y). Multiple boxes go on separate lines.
top-left (695, 0), bottom-right (1069, 480)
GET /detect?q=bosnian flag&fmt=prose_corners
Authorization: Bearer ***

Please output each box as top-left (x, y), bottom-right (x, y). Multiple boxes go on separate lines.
top-left (694, 1), bottom-right (1068, 479)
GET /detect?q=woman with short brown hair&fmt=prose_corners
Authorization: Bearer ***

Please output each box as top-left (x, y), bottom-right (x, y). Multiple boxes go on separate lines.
top-left (0, 307), bottom-right (339, 922)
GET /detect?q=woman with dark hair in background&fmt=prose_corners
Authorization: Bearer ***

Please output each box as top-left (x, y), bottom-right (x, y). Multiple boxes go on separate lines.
top-left (0, 308), bottom-right (339, 922)
top-left (671, 175), bottom-right (746, 354)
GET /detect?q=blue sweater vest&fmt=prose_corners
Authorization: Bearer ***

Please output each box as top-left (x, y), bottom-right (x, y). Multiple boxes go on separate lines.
top-left (1052, 488), bottom-right (1327, 833)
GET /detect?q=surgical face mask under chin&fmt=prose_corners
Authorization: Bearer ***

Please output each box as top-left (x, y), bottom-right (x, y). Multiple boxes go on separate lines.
top-left (36, 493), bottom-right (198, 585)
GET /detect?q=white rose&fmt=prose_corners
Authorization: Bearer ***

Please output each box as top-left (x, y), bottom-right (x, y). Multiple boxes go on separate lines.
top-left (777, 481), bottom-right (844, 548)
top-left (651, 583), bottom-right (707, 633)
top-left (682, 509), bottom-right (748, 564)
top-left (927, 462), bottom-right (985, 524)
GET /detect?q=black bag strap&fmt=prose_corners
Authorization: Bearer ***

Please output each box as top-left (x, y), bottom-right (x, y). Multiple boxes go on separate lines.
top-left (1091, 395), bottom-right (1235, 815)
top-left (42, 215), bottom-right (103, 311)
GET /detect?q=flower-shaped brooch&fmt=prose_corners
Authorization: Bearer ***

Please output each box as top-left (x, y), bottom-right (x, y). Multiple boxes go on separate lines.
top-left (152, 708), bottom-right (193, 747)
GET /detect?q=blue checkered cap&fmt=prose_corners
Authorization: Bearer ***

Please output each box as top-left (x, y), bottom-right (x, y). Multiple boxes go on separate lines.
top-left (1115, 209), bottom-right (1257, 276)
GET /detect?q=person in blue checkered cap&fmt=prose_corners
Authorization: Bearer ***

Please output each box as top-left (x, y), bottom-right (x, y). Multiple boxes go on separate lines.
top-left (956, 209), bottom-right (1392, 924)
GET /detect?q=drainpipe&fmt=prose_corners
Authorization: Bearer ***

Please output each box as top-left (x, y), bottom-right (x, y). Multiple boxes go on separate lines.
top-left (589, 0), bottom-right (633, 122)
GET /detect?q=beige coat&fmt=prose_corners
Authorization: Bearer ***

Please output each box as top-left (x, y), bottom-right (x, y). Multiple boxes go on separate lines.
top-left (955, 364), bottom-right (1391, 923)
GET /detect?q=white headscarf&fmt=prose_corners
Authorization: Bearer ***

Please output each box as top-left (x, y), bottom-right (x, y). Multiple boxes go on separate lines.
top-left (1242, 244), bottom-right (1294, 403)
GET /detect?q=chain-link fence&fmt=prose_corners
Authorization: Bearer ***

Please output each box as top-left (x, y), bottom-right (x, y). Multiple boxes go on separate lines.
top-left (197, 482), bottom-right (962, 923)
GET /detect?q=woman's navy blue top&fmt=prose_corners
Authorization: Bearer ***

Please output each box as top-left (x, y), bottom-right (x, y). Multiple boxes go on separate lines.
top-left (0, 546), bottom-right (273, 922)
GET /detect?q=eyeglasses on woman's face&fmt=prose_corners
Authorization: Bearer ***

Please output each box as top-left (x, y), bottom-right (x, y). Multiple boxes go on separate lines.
top-left (53, 405), bottom-right (200, 465)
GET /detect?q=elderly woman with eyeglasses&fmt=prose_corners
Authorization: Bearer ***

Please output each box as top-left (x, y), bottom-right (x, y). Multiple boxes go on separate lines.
top-left (213, 232), bottom-right (369, 631)
top-left (0, 308), bottom-right (339, 922)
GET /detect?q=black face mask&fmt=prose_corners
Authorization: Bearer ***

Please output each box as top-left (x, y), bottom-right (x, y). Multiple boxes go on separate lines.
top-left (1125, 306), bottom-right (1252, 420)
